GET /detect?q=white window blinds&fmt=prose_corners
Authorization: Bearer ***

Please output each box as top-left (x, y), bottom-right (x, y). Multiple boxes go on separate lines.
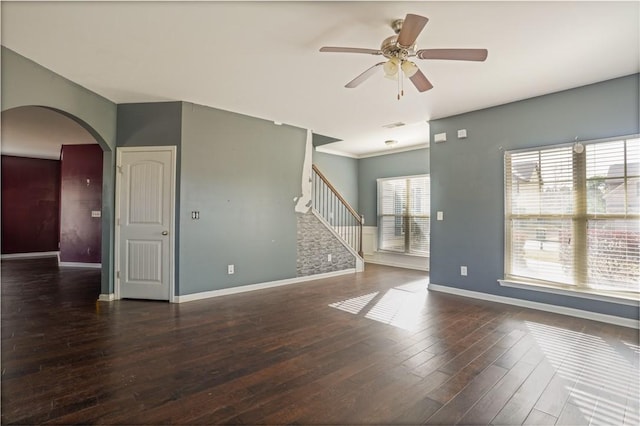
top-left (505, 137), bottom-right (639, 295)
top-left (378, 175), bottom-right (430, 256)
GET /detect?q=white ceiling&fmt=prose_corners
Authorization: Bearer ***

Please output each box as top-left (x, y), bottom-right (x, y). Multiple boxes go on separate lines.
top-left (1, 1), bottom-right (638, 157)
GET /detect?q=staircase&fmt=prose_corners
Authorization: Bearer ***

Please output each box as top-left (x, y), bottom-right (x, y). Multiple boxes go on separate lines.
top-left (311, 165), bottom-right (364, 266)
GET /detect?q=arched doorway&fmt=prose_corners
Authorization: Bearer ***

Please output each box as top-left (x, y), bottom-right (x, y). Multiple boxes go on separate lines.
top-left (1, 105), bottom-right (114, 298)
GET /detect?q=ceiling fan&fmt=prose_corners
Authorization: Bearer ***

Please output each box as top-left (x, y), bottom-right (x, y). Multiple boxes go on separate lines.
top-left (319, 14), bottom-right (488, 99)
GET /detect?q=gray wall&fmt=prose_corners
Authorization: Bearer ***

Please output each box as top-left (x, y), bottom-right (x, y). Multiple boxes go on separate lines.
top-left (312, 151), bottom-right (359, 209)
top-left (358, 148), bottom-right (430, 225)
top-left (1, 47), bottom-right (117, 295)
top-left (179, 102), bottom-right (307, 295)
top-left (117, 102), bottom-right (183, 148)
top-left (429, 73), bottom-right (640, 320)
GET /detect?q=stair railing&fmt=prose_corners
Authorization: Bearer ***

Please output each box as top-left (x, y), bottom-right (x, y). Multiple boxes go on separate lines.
top-left (312, 164), bottom-right (363, 257)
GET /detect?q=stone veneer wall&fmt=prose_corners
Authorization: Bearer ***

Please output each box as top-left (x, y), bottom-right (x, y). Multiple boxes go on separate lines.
top-left (297, 212), bottom-right (356, 276)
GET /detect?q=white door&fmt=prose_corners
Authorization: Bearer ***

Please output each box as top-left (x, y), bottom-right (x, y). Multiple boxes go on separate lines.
top-left (116, 147), bottom-right (175, 301)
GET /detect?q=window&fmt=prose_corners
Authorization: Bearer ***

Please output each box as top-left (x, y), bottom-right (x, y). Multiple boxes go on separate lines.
top-left (504, 136), bottom-right (639, 297)
top-left (378, 175), bottom-right (430, 256)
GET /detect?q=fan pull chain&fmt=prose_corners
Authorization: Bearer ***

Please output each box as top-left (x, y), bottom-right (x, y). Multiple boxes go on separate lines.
top-left (395, 62), bottom-right (405, 100)
top-left (397, 66), bottom-right (401, 100)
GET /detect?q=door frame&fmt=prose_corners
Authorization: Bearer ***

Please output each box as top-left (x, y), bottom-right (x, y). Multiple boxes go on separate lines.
top-left (114, 146), bottom-right (177, 302)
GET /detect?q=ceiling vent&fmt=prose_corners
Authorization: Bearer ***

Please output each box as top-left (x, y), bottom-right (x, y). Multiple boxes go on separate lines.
top-left (382, 121), bottom-right (405, 129)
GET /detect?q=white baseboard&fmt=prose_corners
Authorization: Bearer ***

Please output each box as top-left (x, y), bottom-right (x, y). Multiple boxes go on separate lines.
top-left (428, 283), bottom-right (639, 330)
top-left (365, 258), bottom-right (429, 271)
top-left (175, 269), bottom-right (356, 303)
top-left (1, 251), bottom-right (59, 259)
top-left (58, 261), bottom-right (102, 269)
top-left (364, 250), bottom-right (429, 271)
top-left (98, 293), bottom-right (115, 302)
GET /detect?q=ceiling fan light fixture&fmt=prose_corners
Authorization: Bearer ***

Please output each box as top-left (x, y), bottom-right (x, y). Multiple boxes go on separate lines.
top-left (401, 60), bottom-right (419, 77)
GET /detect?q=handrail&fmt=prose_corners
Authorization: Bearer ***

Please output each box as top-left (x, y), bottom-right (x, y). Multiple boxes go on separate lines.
top-left (311, 164), bottom-right (363, 257)
top-left (312, 165), bottom-right (362, 222)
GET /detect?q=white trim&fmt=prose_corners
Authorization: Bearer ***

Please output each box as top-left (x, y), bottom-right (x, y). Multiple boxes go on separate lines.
top-left (98, 293), bottom-right (115, 302)
top-left (363, 226), bottom-right (377, 255)
top-left (315, 143), bottom-right (429, 159)
top-left (365, 258), bottom-right (428, 271)
top-left (499, 279), bottom-right (639, 307)
top-left (114, 146), bottom-right (177, 302)
top-left (175, 269), bottom-right (356, 303)
top-left (58, 262), bottom-right (102, 269)
top-left (1, 251), bottom-right (59, 259)
top-left (428, 283), bottom-right (639, 329)
top-left (357, 143), bottom-right (429, 159)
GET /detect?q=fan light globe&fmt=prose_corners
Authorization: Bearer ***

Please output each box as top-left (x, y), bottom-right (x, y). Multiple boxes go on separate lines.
top-left (401, 61), bottom-right (419, 77)
top-left (383, 57), bottom-right (399, 76)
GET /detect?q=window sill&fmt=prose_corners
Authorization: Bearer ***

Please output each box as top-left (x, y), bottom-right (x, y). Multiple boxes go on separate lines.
top-left (498, 279), bottom-right (639, 307)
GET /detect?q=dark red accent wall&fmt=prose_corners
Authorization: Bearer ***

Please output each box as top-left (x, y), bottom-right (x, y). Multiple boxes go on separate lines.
top-left (59, 144), bottom-right (103, 263)
top-left (1, 155), bottom-right (61, 254)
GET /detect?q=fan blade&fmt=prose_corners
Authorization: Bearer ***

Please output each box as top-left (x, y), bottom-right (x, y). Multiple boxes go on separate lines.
top-left (320, 46), bottom-right (382, 55)
top-left (345, 62), bottom-right (385, 88)
top-left (416, 48), bottom-right (488, 61)
top-left (397, 14), bottom-right (428, 48)
top-left (409, 69), bottom-right (434, 92)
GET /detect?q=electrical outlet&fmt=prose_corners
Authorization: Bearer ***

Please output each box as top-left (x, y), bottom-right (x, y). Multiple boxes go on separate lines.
top-left (328, 254), bottom-right (332, 262)
top-left (228, 264), bottom-right (234, 274)
top-left (460, 266), bottom-right (467, 276)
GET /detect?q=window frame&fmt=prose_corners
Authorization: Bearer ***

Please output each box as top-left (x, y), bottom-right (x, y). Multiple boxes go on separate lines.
top-left (377, 174), bottom-right (430, 257)
top-left (503, 135), bottom-right (640, 302)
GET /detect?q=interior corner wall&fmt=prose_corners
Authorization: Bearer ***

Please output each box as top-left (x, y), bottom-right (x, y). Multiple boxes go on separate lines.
top-left (312, 151), bottom-right (359, 210)
top-left (59, 144), bottom-right (103, 264)
top-left (358, 148), bottom-right (430, 225)
top-left (1, 46), bottom-right (117, 295)
top-left (1, 155), bottom-right (60, 254)
top-left (429, 73), bottom-right (640, 320)
top-left (179, 102), bottom-right (306, 296)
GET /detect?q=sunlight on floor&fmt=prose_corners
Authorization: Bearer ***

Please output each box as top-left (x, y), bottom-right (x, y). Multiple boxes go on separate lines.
top-left (526, 321), bottom-right (639, 425)
top-left (328, 292), bottom-right (379, 315)
top-left (364, 288), bottom-right (428, 331)
top-left (328, 280), bottom-right (428, 331)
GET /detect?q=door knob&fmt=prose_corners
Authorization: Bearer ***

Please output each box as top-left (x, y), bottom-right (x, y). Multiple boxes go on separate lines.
top-left (162, 231), bottom-right (168, 236)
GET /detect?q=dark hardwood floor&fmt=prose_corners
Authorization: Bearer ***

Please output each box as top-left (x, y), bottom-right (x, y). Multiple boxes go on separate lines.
top-left (1, 257), bottom-right (638, 425)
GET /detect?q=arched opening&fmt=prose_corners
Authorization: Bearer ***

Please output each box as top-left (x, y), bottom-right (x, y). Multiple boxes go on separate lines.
top-left (1, 105), bottom-right (112, 298)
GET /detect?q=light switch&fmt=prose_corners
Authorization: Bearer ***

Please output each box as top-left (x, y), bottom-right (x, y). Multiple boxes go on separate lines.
top-left (437, 211), bottom-right (443, 221)
top-left (457, 129), bottom-right (468, 139)
top-left (91, 210), bottom-right (101, 218)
